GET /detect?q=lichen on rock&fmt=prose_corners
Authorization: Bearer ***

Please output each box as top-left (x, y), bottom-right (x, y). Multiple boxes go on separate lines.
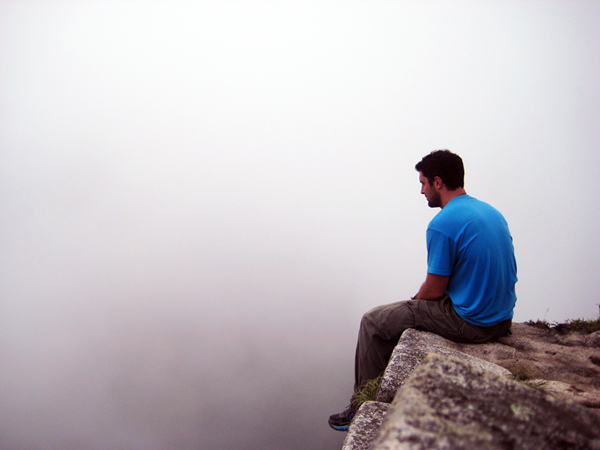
top-left (369, 353), bottom-right (600, 450)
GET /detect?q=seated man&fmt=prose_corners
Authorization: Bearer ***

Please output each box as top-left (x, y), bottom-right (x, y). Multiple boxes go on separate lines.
top-left (329, 150), bottom-right (517, 431)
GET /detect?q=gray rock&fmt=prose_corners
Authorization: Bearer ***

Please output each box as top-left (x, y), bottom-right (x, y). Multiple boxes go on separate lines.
top-left (370, 353), bottom-right (600, 450)
top-left (559, 333), bottom-right (589, 347)
top-left (341, 401), bottom-right (389, 450)
top-left (376, 328), bottom-right (511, 403)
top-left (524, 379), bottom-right (600, 408)
top-left (495, 358), bottom-right (546, 380)
top-left (587, 331), bottom-right (600, 348)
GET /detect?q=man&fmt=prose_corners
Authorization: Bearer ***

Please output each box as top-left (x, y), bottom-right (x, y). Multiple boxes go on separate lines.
top-left (328, 150), bottom-right (517, 431)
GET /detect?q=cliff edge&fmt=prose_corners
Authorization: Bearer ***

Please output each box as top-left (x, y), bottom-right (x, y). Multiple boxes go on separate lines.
top-left (341, 323), bottom-right (600, 450)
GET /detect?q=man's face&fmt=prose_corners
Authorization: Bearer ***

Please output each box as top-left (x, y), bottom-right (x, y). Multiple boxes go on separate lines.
top-left (419, 172), bottom-right (441, 208)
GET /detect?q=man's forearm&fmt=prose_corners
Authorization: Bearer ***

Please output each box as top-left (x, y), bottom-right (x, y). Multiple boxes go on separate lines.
top-left (413, 283), bottom-right (444, 301)
top-left (412, 273), bottom-right (450, 300)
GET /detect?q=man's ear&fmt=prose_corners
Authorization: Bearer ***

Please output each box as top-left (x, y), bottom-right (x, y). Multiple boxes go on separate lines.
top-left (433, 176), bottom-right (444, 190)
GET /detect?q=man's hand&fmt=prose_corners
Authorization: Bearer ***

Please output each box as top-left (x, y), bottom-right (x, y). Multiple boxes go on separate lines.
top-left (413, 273), bottom-right (449, 300)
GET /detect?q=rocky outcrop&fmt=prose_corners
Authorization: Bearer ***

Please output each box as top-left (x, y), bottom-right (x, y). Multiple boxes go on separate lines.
top-left (454, 323), bottom-right (600, 408)
top-left (370, 354), bottom-right (600, 450)
top-left (342, 402), bottom-right (389, 450)
top-left (341, 324), bottom-right (600, 450)
top-left (376, 328), bottom-right (511, 404)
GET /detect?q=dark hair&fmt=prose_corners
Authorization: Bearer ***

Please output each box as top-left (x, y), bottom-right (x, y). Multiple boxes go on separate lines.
top-left (415, 150), bottom-right (464, 190)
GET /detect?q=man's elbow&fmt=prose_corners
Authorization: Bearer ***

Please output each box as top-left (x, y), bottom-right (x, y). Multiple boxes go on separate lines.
top-left (424, 291), bottom-right (446, 301)
top-left (419, 274), bottom-right (449, 300)
top-left (431, 290), bottom-right (447, 300)
top-left (414, 288), bottom-right (446, 301)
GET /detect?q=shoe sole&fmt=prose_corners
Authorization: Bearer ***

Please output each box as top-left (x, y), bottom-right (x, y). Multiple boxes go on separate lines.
top-left (329, 423), bottom-right (349, 432)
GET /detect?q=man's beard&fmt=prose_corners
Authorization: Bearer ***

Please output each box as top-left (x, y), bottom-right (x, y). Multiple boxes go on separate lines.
top-left (427, 192), bottom-right (442, 208)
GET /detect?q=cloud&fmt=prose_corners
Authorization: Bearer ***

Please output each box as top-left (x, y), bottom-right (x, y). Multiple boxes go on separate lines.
top-left (1, 1), bottom-right (599, 448)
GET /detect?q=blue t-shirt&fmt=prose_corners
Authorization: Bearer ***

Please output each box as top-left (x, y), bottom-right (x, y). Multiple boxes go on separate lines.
top-left (426, 195), bottom-right (517, 326)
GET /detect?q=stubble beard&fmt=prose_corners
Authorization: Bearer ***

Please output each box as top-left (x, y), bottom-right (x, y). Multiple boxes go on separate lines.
top-left (427, 192), bottom-right (442, 208)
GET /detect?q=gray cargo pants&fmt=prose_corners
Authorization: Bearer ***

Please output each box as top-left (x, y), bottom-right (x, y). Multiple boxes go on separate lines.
top-left (354, 295), bottom-right (511, 390)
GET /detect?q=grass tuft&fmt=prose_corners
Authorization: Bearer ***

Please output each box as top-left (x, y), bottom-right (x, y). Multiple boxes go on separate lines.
top-left (553, 318), bottom-right (600, 334)
top-left (525, 319), bottom-right (551, 330)
top-left (513, 366), bottom-right (530, 382)
top-left (352, 375), bottom-right (383, 410)
top-left (526, 317), bottom-right (600, 334)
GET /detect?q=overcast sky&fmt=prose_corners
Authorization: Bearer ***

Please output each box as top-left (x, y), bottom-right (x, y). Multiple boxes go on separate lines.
top-left (1, 1), bottom-right (599, 449)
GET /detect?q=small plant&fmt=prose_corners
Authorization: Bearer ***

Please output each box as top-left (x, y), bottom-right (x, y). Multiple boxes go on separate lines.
top-left (526, 317), bottom-right (600, 334)
top-left (525, 319), bottom-right (551, 330)
top-left (553, 318), bottom-right (600, 334)
top-left (513, 366), bottom-right (530, 382)
top-left (352, 375), bottom-right (383, 410)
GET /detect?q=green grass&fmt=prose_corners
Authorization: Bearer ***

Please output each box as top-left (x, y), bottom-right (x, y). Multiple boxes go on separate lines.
top-left (351, 354), bottom-right (428, 410)
top-left (352, 375), bottom-right (383, 410)
top-left (553, 318), bottom-right (600, 334)
top-left (524, 319), bottom-right (551, 330)
top-left (525, 317), bottom-right (600, 334)
top-left (513, 366), bottom-right (530, 382)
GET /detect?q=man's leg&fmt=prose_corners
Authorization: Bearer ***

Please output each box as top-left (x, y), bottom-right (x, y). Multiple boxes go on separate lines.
top-left (329, 300), bottom-right (417, 431)
top-left (354, 300), bottom-right (417, 390)
top-left (330, 295), bottom-right (510, 431)
top-left (354, 295), bottom-right (511, 391)
top-left (411, 295), bottom-right (512, 344)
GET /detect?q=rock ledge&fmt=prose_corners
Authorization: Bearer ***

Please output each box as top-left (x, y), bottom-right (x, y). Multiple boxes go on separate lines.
top-left (341, 324), bottom-right (600, 450)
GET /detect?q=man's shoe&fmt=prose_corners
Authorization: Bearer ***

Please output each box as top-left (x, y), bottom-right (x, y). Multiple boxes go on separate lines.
top-left (328, 405), bottom-right (355, 431)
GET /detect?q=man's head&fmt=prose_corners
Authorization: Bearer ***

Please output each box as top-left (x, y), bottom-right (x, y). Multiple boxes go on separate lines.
top-left (415, 150), bottom-right (464, 190)
top-left (418, 171), bottom-right (442, 208)
top-left (415, 150), bottom-right (465, 208)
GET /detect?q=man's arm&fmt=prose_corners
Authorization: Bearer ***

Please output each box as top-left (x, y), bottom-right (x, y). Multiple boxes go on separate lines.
top-left (413, 273), bottom-right (449, 300)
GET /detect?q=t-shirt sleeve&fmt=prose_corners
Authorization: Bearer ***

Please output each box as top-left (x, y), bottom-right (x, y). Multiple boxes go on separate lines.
top-left (426, 228), bottom-right (455, 276)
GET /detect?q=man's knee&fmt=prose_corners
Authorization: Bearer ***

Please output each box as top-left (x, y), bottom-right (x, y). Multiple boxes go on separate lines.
top-left (360, 302), bottom-right (395, 328)
top-left (359, 301), bottom-right (415, 337)
top-left (359, 306), bottom-right (379, 331)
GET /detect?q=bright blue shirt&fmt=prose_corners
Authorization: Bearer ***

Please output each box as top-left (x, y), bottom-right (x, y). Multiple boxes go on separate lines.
top-left (426, 195), bottom-right (517, 326)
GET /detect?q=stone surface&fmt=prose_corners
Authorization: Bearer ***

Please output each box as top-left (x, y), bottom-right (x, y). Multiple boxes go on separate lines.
top-left (495, 358), bottom-right (546, 380)
top-left (376, 328), bottom-right (511, 403)
top-left (524, 379), bottom-right (600, 408)
top-left (369, 353), bottom-right (600, 450)
top-left (341, 401), bottom-right (389, 450)
top-left (454, 323), bottom-right (600, 407)
top-left (342, 324), bottom-right (600, 450)
top-left (588, 331), bottom-right (600, 348)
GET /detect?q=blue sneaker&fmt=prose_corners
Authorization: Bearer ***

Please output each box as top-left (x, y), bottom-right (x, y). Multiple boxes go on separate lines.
top-left (328, 405), bottom-right (355, 431)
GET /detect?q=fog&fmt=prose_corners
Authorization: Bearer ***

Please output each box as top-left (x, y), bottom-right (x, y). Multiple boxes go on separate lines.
top-left (1, 1), bottom-right (599, 449)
